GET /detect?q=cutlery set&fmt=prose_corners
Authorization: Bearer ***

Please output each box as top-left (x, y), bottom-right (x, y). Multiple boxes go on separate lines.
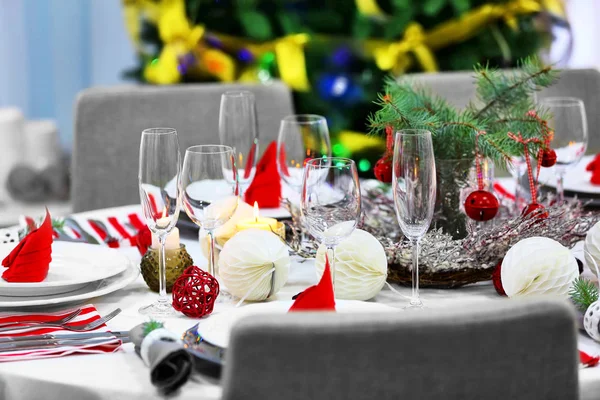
top-left (0, 308), bottom-right (127, 353)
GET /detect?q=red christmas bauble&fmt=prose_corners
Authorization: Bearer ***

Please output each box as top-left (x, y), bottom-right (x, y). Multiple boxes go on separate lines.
top-left (464, 190), bottom-right (499, 221)
top-left (521, 202), bottom-right (549, 219)
top-left (172, 266), bottom-right (219, 318)
top-left (540, 148), bottom-right (557, 167)
top-left (374, 156), bottom-right (392, 183)
top-left (492, 259), bottom-right (506, 296)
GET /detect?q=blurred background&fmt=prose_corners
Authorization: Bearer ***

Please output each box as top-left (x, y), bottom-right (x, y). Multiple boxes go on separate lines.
top-left (0, 0), bottom-right (595, 224)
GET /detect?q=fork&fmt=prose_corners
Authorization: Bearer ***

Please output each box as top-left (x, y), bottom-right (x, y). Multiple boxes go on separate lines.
top-left (0, 309), bottom-right (82, 329)
top-left (0, 308), bottom-right (121, 334)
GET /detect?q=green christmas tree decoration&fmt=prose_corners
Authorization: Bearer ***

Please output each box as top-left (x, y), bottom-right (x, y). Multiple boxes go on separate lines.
top-left (570, 278), bottom-right (599, 312)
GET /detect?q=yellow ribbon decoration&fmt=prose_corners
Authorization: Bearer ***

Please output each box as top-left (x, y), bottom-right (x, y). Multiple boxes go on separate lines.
top-left (144, 0), bottom-right (205, 84)
top-left (198, 49), bottom-right (236, 82)
top-left (355, 0), bottom-right (386, 18)
top-left (338, 131), bottom-right (385, 154)
top-left (122, 0), bottom-right (160, 50)
top-left (274, 34), bottom-right (311, 91)
top-left (374, 23), bottom-right (438, 73)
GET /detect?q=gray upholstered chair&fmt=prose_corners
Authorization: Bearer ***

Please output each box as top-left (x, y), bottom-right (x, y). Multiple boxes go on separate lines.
top-left (72, 81), bottom-right (294, 212)
top-left (410, 68), bottom-right (600, 152)
top-left (221, 299), bottom-right (578, 400)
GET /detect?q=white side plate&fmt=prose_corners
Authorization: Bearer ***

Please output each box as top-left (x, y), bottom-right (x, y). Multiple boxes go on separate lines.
top-left (196, 300), bottom-right (398, 348)
top-left (0, 242), bottom-right (130, 297)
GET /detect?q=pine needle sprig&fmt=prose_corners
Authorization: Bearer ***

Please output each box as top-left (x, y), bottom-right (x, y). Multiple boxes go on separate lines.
top-left (368, 57), bottom-right (559, 170)
top-left (570, 278), bottom-right (599, 312)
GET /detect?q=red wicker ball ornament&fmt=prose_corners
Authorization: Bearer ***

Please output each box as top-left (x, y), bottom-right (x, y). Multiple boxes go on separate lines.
top-left (464, 190), bottom-right (499, 221)
top-left (492, 259), bottom-right (506, 296)
top-left (172, 266), bottom-right (219, 318)
top-left (540, 148), bottom-right (557, 167)
top-left (374, 157), bottom-right (392, 183)
top-left (521, 202), bottom-right (549, 219)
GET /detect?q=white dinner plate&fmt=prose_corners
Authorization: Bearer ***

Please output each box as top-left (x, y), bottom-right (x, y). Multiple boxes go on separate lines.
top-left (196, 300), bottom-right (398, 348)
top-left (0, 262), bottom-right (138, 308)
top-left (0, 242), bottom-right (130, 297)
top-left (538, 155), bottom-right (599, 194)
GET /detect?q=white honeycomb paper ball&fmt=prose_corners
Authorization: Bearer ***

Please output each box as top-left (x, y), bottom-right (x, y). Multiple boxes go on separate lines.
top-left (584, 300), bottom-right (600, 342)
top-left (501, 237), bottom-right (578, 298)
top-left (315, 229), bottom-right (387, 300)
top-left (219, 229), bottom-right (290, 301)
top-left (584, 221), bottom-right (600, 276)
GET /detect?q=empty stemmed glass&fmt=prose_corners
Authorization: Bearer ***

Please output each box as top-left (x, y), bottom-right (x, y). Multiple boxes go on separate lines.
top-left (277, 115), bottom-right (332, 195)
top-left (138, 128), bottom-right (182, 317)
top-left (540, 97), bottom-right (588, 203)
top-left (219, 91), bottom-right (259, 197)
top-left (392, 130), bottom-right (436, 308)
top-left (181, 145), bottom-right (238, 298)
top-left (301, 158), bottom-right (361, 290)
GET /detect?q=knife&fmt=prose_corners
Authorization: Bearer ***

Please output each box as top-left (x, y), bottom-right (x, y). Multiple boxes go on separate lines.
top-left (0, 337), bottom-right (131, 353)
top-left (64, 218), bottom-right (100, 245)
top-left (0, 331), bottom-right (129, 344)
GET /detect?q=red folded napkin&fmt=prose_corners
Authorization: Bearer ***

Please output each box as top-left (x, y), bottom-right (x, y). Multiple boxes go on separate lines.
top-left (289, 256), bottom-right (336, 312)
top-left (0, 305), bottom-right (122, 362)
top-left (587, 155), bottom-right (600, 185)
top-left (2, 210), bottom-right (53, 282)
top-left (580, 350), bottom-right (600, 368)
top-left (244, 141), bottom-right (282, 208)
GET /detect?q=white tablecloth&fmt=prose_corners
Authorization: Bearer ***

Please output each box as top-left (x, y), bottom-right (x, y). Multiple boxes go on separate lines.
top-left (0, 205), bottom-right (598, 400)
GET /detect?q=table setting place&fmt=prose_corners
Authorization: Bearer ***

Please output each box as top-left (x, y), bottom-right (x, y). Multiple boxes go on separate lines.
top-left (4, 61), bottom-right (600, 399)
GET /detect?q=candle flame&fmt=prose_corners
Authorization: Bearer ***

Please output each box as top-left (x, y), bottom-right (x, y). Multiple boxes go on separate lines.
top-left (253, 201), bottom-right (259, 223)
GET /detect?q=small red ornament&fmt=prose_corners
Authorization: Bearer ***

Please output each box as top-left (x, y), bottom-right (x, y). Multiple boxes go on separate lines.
top-left (521, 202), bottom-right (549, 219)
top-left (172, 266), bottom-right (219, 318)
top-left (492, 260), bottom-right (506, 296)
top-left (374, 125), bottom-right (394, 183)
top-left (464, 190), bottom-right (499, 221)
top-left (540, 148), bottom-right (557, 167)
top-left (374, 157), bottom-right (392, 183)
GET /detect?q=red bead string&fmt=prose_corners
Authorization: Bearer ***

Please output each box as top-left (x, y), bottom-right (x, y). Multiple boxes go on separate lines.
top-left (507, 131), bottom-right (542, 203)
top-left (385, 125), bottom-right (394, 154)
top-left (526, 110), bottom-right (554, 181)
top-left (474, 131), bottom-right (486, 190)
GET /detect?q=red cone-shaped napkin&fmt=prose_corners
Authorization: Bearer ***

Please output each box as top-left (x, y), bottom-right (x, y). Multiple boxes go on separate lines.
top-left (289, 255), bottom-right (336, 312)
top-left (2, 210), bottom-right (53, 282)
top-left (244, 141), bottom-right (282, 208)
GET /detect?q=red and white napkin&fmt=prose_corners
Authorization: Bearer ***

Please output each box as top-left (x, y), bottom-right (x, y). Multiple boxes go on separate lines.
top-left (0, 305), bottom-right (122, 362)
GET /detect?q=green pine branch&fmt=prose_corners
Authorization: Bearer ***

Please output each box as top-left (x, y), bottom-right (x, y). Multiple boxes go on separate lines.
top-left (368, 56), bottom-right (559, 169)
top-left (570, 278), bottom-right (599, 312)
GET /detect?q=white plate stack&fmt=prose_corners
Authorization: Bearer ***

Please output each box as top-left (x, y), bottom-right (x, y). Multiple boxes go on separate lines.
top-left (0, 242), bottom-right (139, 308)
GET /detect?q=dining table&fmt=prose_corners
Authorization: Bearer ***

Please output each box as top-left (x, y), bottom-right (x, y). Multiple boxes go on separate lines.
top-left (0, 202), bottom-right (598, 400)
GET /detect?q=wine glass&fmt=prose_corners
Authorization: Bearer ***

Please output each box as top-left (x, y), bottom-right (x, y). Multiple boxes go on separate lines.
top-left (540, 97), bottom-right (588, 203)
top-left (219, 91), bottom-right (259, 197)
top-left (138, 128), bottom-right (182, 317)
top-left (301, 158), bottom-right (361, 290)
top-left (181, 145), bottom-right (238, 297)
top-left (392, 129), bottom-right (436, 308)
top-left (277, 115), bottom-right (331, 195)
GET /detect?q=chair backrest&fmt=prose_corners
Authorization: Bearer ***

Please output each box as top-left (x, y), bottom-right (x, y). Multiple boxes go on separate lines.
top-left (221, 299), bottom-right (578, 400)
top-left (72, 81), bottom-right (294, 212)
top-left (409, 68), bottom-right (600, 152)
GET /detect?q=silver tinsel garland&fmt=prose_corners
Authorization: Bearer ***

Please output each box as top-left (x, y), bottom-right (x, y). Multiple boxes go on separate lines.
top-left (285, 186), bottom-right (599, 283)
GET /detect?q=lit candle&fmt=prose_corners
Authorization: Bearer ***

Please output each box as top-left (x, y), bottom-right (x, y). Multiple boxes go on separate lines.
top-left (236, 202), bottom-right (285, 239)
top-left (152, 217), bottom-right (180, 250)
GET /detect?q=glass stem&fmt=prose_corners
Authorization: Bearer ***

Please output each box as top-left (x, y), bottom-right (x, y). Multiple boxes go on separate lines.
top-left (207, 229), bottom-right (216, 277)
top-left (556, 172), bottom-right (565, 204)
top-left (157, 234), bottom-right (168, 305)
top-left (410, 239), bottom-right (422, 307)
top-left (326, 245), bottom-right (335, 293)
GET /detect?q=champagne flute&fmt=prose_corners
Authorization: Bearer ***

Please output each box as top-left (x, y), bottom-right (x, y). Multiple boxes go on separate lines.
top-left (138, 128), bottom-right (182, 317)
top-left (301, 158), bottom-right (361, 290)
top-left (392, 130), bottom-right (436, 308)
top-left (277, 115), bottom-right (331, 195)
top-left (219, 91), bottom-right (259, 197)
top-left (181, 145), bottom-right (238, 298)
top-left (540, 97), bottom-right (588, 203)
